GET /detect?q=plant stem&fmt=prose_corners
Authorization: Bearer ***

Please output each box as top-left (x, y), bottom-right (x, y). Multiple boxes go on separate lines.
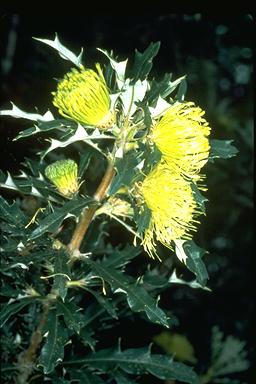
top-left (68, 161), bottom-right (115, 253)
top-left (16, 302), bottom-right (50, 384)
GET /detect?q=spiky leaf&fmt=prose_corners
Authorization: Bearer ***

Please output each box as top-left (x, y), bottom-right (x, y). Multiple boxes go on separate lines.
top-left (109, 152), bottom-right (141, 195)
top-left (14, 119), bottom-right (75, 141)
top-left (102, 244), bottom-right (140, 270)
top-left (131, 42), bottom-right (161, 83)
top-left (0, 102), bottom-right (53, 122)
top-left (34, 34), bottom-right (83, 67)
top-left (181, 241), bottom-right (209, 286)
top-left (41, 125), bottom-right (112, 159)
top-left (29, 196), bottom-right (92, 240)
top-left (0, 196), bottom-right (26, 227)
top-left (209, 139), bottom-right (238, 160)
top-left (65, 346), bottom-right (198, 383)
top-left (39, 309), bottom-right (68, 374)
top-left (89, 260), bottom-right (170, 327)
top-left (56, 300), bottom-right (86, 334)
top-left (0, 298), bottom-right (35, 327)
top-left (70, 370), bottom-right (105, 384)
top-left (52, 250), bottom-right (71, 301)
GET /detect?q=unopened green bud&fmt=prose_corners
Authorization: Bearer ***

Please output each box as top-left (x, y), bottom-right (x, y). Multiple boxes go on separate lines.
top-left (45, 159), bottom-right (79, 196)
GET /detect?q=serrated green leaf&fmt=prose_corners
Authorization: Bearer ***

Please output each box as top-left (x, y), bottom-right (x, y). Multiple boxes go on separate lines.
top-left (131, 42), bottom-right (160, 83)
top-left (48, 378), bottom-right (71, 384)
top-left (52, 251), bottom-right (71, 301)
top-left (84, 287), bottom-right (117, 319)
top-left (98, 48), bottom-right (128, 90)
top-left (34, 34), bottom-right (83, 67)
top-left (168, 270), bottom-right (211, 292)
top-left (78, 149), bottom-right (93, 179)
top-left (56, 300), bottom-right (85, 333)
top-left (79, 327), bottom-right (97, 351)
top-left (146, 74), bottom-right (186, 105)
top-left (209, 139), bottom-right (238, 160)
top-left (175, 79), bottom-right (188, 102)
top-left (183, 241), bottom-right (209, 286)
top-left (70, 369), bottom-right (105, 384)
top-left (114, 370), bottom-right (138, 384)
top-left (0, 169), bottom-right (63, 203)
top-left (0, 102), bottom-right (54, 122)
top-left (29, 196), bottom-right (92, 240)
top-left (109, 152), bottom-right (141, 195)
top-left (41, 124), bottom-right (112, 159)
top-left (14, 119), bottom-right (74, 141)
top-left (39, 309), bottom-right (68, 374)
top-left (191, 183), bottom-right (208, 214)
top-left (65, 346), bottom-right (198, 383)
top-left (133, 204), bottom-right (151, 237)
top-left (0, 196), bottom-right (26, 226)
top-left (0, 298), bottom-right (35, 327)
top-left (89, 261), bottom-right (169, 327)
top-left (103, 244), bottom-right (140, 269)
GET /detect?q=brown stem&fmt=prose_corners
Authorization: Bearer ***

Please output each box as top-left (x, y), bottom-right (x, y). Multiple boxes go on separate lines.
top-left (16, 302), bottom-right (50, 384)
top-left (68, 162), bottom-right (115, 253)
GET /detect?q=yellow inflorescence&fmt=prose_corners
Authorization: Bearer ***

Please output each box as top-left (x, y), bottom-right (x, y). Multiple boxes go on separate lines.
top-left (53, 64), bottom-right (114, 129)
top-left (45, 159), bottom-right (79, 197)
top-left (140, 162), bottom-right (201, 258)
top-left (151, 102), bottom-right (211, 179)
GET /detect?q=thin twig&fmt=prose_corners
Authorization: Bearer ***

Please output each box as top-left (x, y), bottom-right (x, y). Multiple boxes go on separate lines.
top-left (68, 161), bottom-right (115, 253)
top-left (16, 302), bottom-right (50, 384)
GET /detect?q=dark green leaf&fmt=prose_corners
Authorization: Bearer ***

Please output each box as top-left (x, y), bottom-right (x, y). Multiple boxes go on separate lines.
top-left (89, 260), bottom-right (169, 327)
top-left (29, 196), bottom-right (92, 240)
top-left (14, 119), bottom-right (75, 141)
top-left (70, 369), bottom-right (105, 384)
top-left (131, 42), bottom-right (160, 83)
top-left (109, 152), bottom-right (141, 195)
top-left (0, 196), bottom-right (26, 226)
top-left (191, 183), bottom-right (208, 214)
top-left (175, 79), bottom-right (187, 102)
top-left (102, 244), bottom-right (140, 269)
top-left (78, 149), bottom-right (93, 178)
top-left (114, 370), bottom-right (138, 384)
top-left (0, 298), bottom-right (35, 327)
top-left (0, 169), bottom-right (64, 203)
top-left (52, 250), bottom-right (70, 301)
top-left (146, 73), bottom-right (186, 105)
top-left (209, 139), bottom-right (238, 160)
top-left (183, 241), bottom-right (209, 286)
top-left (48, 378), bottom-right (72, 384)
top-left (79, 327), bottom-right (97, 351)
top-left (39, 309), bottom-right (68, 374)
top-left (84, 287), bottom-right (117, 319)
top-left (133, 204), bottom-right (151, 237)
top-left (65, 346), bottom-right (198, 384)
top-left (82, 302), bottom-right (106, 326)
top-left (56, 300), bottom-right (85, 334)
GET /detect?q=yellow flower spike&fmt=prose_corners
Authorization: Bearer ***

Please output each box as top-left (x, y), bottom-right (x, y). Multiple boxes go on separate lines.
top-left (52, 64), bottom-right (114, 129)
top-left (45, 159), bottom-right (79, 197)
top-left (151, 102), bottom-right (211, 178)
top-left (139, 162), bottom-right (201, 258)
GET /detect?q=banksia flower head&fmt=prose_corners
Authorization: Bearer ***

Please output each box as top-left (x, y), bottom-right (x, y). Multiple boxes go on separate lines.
top-left (151, 102), bottom-right (211, 179)
top-left (138, 162), bottom-right (201, 258)
top-left (45, 159), bottom-right (79, 197)
top-left (53, 64), bottom-right (114, 129)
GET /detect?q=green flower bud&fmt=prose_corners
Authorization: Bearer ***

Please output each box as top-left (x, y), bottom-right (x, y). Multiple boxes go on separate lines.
top-left (45, 159), bottom-right (79, 197)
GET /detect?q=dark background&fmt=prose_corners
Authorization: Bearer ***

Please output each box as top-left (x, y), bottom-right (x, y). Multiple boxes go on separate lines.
top-left (0, 14), bottom-right (254, 382)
